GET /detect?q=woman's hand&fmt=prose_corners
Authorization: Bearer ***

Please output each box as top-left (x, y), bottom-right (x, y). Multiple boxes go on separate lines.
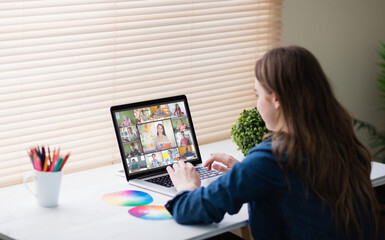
top-left (204, 153), bottom-right (239, 173)
top-left (166, 161), bottom-right (201, 193)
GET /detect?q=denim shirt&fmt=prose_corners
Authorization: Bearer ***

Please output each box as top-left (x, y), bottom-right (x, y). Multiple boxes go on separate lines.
top-left (165, 139), bottom-right (379, 240)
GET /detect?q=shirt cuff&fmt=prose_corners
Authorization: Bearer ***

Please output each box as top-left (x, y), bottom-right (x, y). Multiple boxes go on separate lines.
top-left (165, 190), bottom-right (190, 215)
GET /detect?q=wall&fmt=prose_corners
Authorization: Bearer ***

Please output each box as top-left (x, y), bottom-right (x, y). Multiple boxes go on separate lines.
top-left (281, 0), bottom-right (385, 153)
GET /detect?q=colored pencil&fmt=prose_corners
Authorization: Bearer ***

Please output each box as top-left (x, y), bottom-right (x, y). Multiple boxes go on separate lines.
top-left (50, 149), bottom-right (57, 172)
top-left (43, 157), bottom-right (48, 172)
top-left (34, 155), bottom-right (41, 171)
top-left (41, 146), bottom-right (46, 168)
top-left (28, 146), bottom-right (70, 172)
top-left (59, 153), bottom-right (70, 171)
top-left (53, 158), bottom-right (63, 172)
top-left (48, 147), bottom-right (52, 168)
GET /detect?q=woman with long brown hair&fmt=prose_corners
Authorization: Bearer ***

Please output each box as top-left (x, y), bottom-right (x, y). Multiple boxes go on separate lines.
top-left (165, 46), bottom-right (381, 239)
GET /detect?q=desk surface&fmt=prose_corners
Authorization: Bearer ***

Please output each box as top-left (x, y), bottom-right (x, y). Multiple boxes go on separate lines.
top-left (371, 161), bottom-right (385, 187)
top-left (0, 139), bottom-right (248, 240)
top-left (1, 139), bottom-right (385, 240)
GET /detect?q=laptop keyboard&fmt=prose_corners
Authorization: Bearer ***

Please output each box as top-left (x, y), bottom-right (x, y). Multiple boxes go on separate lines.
top-left (145, 167), bottom-right (222, 188)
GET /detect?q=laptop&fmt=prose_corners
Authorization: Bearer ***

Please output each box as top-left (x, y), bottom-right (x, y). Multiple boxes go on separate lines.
top-left (110, 95), bottom-right (222, 197)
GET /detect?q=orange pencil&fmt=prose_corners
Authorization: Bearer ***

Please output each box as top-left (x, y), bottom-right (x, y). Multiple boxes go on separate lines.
top-left (43, 156), bottom-right (48, 172)
top-left (57, 147), bottom-right (60, 158)
top-left (49, 149), bottom-right (55, 172)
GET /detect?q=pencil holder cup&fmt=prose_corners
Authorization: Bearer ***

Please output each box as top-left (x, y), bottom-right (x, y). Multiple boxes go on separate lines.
top-left (23, 170), bottom-right (63, 208)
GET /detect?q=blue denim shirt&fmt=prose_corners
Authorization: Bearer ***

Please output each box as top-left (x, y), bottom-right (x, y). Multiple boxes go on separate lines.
top-left (165, 139), bottom-right (380, 240)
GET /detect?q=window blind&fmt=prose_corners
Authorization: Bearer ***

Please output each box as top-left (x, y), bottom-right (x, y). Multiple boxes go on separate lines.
top-left (0, 0), bottom-right (282, 187)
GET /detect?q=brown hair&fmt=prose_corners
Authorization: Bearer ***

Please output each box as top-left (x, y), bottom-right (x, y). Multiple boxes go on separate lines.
top-left (255, 46), bottom-right (378, 239)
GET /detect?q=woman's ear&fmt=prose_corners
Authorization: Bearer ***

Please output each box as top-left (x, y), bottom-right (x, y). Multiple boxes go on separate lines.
top-left (272, 94), bottom-right (280, 109)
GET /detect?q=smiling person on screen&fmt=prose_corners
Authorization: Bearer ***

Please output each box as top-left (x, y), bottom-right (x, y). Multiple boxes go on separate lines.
top-left (181, 146), bottom-right (195, 158)
top-left (177, 119), bottom-right (186, 131)
top-left (150, 154), bottom-right (160, 168)
top-left (131, 159), bottom-right (139, 171)
top-left (179, 131), bottom-right (191, 146)
top-left (121, 115), bottom-right (132, 126)
top-left (154, 123), bottom-right (170, 151)
top-left (126, 127), bottom-right (137, 142)
top-left (164, 46), bottom-right (381, 240)
top-left (128, 143), bottom-right (141, 157)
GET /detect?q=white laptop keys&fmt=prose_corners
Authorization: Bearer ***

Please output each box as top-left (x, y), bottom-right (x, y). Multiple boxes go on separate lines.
top-left (110, 95), bottom-right (222, 197)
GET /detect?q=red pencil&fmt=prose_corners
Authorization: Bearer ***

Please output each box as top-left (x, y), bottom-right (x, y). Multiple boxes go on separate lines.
top-left (59, 153), bottom-right (70, 171)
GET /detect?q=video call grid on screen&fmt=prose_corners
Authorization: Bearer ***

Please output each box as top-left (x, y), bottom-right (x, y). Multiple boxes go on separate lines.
top-left (112, 99), bottom-right (199, 175)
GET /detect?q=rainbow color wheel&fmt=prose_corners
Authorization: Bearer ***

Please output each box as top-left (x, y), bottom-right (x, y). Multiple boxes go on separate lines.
top-left (102, 190), bottom-right (153, 206)
top-left (128, 205), bottom-right (173, 220)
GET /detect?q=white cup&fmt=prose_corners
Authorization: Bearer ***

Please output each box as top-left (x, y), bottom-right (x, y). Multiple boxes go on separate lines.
top-left (23, 170), bottom-right (63, 208)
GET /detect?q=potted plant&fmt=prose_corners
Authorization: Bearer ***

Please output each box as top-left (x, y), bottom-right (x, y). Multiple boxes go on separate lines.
top-left (230, 107), bottom-right (269, 156)
top-left (354, 41), bottom-right (385, 163)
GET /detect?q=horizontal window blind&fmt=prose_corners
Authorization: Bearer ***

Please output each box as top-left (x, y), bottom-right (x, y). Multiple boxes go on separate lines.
top-left (0, 0), bottom-right (282, 187)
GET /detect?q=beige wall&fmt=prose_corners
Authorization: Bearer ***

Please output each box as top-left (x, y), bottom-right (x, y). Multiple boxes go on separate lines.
top-left (281, 1), bottom-right (385, 129)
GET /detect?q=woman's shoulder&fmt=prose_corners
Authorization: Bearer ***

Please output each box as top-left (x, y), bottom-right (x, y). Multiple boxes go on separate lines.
top-left (240, 138), bottom-right (280, 170)
top-left (248, 138), bottom-right (273, 155)
top-left (236, 138), bottom-right (286, 185)
top-left (236, 139), bottom-right (270, 161)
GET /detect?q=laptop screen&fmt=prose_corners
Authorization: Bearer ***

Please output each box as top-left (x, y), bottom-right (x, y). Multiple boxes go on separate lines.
top-left (110, 95), bottom-right (202, 180)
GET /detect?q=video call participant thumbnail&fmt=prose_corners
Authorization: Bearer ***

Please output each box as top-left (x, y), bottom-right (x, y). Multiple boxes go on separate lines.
top-left (180, 145), bottom-right (196, 159)
top-left (116, 111), bottom-right (135, 126)
top-left (171, 117), bottom-right (189, 132)
top-left (122, 126), bottom-right (138, 142)
top-left (162, 149), bottom-right (181, 165)
top-left (177, 119), bottom-right (187, 131)
top-left (127, 156), bottom-right (146, 173)
top-left (134, 108), bottom-right (153, 124)
top-left (146, 153), bottom-right (162, 168)
top-left (139, 121), bottom-right (177, 153)
top-left (169, 102), bottom-right (186, 118)
top-left (127, 142), bottom-right (142, 157)
top-left (131, 159), bottom-right (139, 170)
top-left (162, 149), bottom-right (174, 165)
top-left (154, 123), bottom-right (171, 151)
top-left (152, 105), bottom-right (170, 120)
top-left (179, 131), bottom-right (191, 146)
top-left (173, 103), bottom-right (184, 117)
top-left (121, 115), bottom-right (133, 126)
top-left (127, 127), bottom-right (138, 141)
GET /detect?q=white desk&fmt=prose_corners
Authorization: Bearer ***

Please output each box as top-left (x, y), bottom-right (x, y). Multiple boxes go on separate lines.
top-left (371, 161), bottom-right (385, 187)
top-left (0, 139), bottom-right (248, 240)
top-left (1, 139), bottom-right (385, 240)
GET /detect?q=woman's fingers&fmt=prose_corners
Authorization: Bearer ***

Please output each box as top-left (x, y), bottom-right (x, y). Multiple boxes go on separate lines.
top-left (204, 153), bottom-right (239, 171)
top-left (166, 166), bottom-right (175, 176)
top-left (178, 160), bottom-right (186, 166)
top-left (172, 161), bottom-right (181, 169)
top-left (167, 160), bottom-right (201, 192)
top-left (212, 163), bottom-right (230, 173)
top-left (204, 154), bottom-right (226, 170)
top-left (203, 155), bottom-right (216, 170)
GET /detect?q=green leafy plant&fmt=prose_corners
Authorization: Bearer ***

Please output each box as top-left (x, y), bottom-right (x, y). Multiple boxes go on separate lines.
top-left (354, 119), bottom-right (385, 162)
top-left (231, 107), bottom-right (269, 156)
top-left (354, 42), bottom-right (385, 163)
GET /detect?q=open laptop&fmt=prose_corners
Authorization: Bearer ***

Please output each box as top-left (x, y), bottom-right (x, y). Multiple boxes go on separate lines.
top-left (110, 95), bottom-right (222, 197)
